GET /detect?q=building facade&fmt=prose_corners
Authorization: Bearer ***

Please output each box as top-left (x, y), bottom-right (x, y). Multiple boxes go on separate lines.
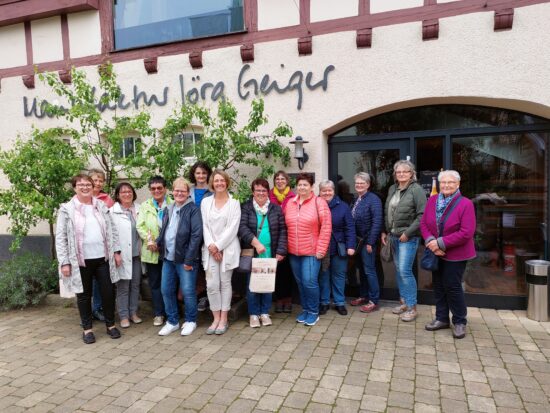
top-left (1, 0), bottom-right (549, 309)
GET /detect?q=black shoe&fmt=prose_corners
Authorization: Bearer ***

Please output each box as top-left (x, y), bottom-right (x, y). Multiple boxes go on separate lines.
top-left (319, 304), bottom-right (330, 315)
top-left (106, 327), bottom-right (121, 339)
top-left (425, 319), bottom-right (450, 331)
top-left (92, 309), bottom-right (105, 322)
top-left (335, 305), bottom-right (348, 316)
top-left (82, 331), bottom-right (96, 344)
top-left (283, 303), bottom-right (292, 313)
top-left (452, 324), bottom-right (466, 339)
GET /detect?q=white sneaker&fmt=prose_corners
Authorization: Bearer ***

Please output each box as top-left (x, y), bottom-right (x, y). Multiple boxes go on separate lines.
top-left (260, 314), bottom-right (272, 326)
top-left (181, 322), bottom-right (197, 336)
top-left (158, 322), bottom-right (179, 336)
top-left (153, 316), bottom-right (164, 326)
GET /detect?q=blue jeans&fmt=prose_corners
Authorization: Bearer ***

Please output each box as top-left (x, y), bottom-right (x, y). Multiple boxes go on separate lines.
top-left (161, 260), bottom-right (198, 325)
top-left (319, 255), bottom-right (348, 306)
top-left (92, 279), bottom-right (102, 312)
top-left (146, 262), bottom-right (165, 317)
top-left (289, 255), bottom-right (321, 314)
top-left (391, 235), bottom-right (420, 308)
top-left (247, 273), bottom-right (272, 315)
top-left (361, 245), bottom-right (379, 304)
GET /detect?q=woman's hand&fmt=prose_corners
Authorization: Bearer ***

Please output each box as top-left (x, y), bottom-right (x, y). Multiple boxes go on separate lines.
top-left (366, 245), bottom-right (373, 254)
top-left (434, 249), bottom-right (446, 257)
top-left (426, 239), bottom-right (439, 252)
top-left (316, 252), bottom-right (325, 260)
top-left (61, 264), bottom-right (71, 277)
top-left (114, 252), bottom-right (122, 267)
top-left (147, 243), bottom-right (158, 252)
top-left (214, 251), bottom-right (223, 262)
top-left (275, 254), bottom-right (285, 262)
top-left (347, 249), bottom-right (355, 256)
top-left (381, 233), bottom-right (387, 246)
top-left (208, 243), bottom-right (219, 255)
top-left (399, 233), bottom-right (409, 243)
top-left (183, 264), bottom-right (193, 271)
top-left (254, 243), bottom-right (266, 255)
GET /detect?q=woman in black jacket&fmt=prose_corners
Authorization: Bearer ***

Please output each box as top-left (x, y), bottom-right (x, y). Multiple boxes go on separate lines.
top-left (239, 178), bottom-right (287, 328)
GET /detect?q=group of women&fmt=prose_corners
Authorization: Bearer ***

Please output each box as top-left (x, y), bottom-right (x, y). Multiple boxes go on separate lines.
top-left (56, 159), bottom-right (475, 344)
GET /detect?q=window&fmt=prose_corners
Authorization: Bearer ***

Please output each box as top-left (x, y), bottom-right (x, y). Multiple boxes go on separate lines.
top-left (113, 0), bottom-right (245, 50)
top-left (119, 137), bottom-right (141, 158)
top-left (173, 132), bottom-right (202, 159)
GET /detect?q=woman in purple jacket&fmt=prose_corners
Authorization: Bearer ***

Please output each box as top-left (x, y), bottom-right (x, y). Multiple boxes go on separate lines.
top-left (420, 170), bottom-right (476, 339)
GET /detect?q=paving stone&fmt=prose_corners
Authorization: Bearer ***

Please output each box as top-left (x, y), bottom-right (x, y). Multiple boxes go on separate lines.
top-left (226, 398), bottom-right (257, 413)
top-left (283, 392), bottom-right (311, 409)
top-left (467, 395), bottom-right (497, 413)
top-left (256, 394), bottom-right (284, 411)
top-left (360, 394), bottom-right (388, 412)
top-left (464, 381), bottom-right (492, 397)
top-left (492, 391), bottom-right (524, 408)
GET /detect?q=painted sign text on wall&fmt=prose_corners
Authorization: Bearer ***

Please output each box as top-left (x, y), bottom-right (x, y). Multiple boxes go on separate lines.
top-left (23, 64), bottom-right (335, 118)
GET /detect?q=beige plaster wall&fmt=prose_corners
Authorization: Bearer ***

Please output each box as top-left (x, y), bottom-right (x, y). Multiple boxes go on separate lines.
top-left (68, 11), bottom-right (102, 58)
top-left (257, 0), bottom-right (300, 30)
top-left (0, 23), bottom-right (27, 69)
top-left (31, 16), bottom-right (63, 63)
top-left (0, 3), bottom-right (549, 234)
top-left (310, 0), bottom-right (358, 22)
top-left (370, 0), bottom-right (423, 14)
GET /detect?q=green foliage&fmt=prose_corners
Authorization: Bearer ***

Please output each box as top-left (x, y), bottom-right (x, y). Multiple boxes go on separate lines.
top-left (0, 253), bottom-right (58, 311)
top-left (38, 63), bottom-right (156, 191)
top-left (154, 98), bottom-right (293, 200)
top-left (0, 128), bottom-right (86, 255)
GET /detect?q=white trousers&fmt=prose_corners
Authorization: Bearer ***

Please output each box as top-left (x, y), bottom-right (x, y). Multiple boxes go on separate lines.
top-left (206, 260), bottom-right (233, 311)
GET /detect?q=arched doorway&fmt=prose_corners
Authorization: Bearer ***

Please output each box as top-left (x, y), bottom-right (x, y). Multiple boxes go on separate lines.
top-left (329, 104), bottom-right (550, 309)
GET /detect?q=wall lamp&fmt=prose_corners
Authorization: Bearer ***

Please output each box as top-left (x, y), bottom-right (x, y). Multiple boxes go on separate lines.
top-left (290, 136), bottom-right (309, 170)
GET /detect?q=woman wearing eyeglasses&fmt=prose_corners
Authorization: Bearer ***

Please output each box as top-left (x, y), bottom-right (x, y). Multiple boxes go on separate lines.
top-left (136, 176), bottom-right (173, 327)
top-left (56, 174), bottom-right (122, 344)
top-left (381, 160), bottom-right (426, 322)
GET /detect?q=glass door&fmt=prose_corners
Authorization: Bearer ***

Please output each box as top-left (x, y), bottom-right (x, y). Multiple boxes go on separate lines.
top-left (329, 138), bottom-right (409, 298)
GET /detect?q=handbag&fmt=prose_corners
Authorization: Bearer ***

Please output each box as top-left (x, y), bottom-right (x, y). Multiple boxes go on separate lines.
top-left (236, 214), bottom-right (267, 273)
top-left (354, 236), bottom-right (364, 255)
top-left (380, 240), bottom-right (392, 263)
top-left (421, 195), bottom-right (463, 272)
top-left (420, 248), bottom-right (439, 271)
top-left (332, 233), bottom-right (347, 258)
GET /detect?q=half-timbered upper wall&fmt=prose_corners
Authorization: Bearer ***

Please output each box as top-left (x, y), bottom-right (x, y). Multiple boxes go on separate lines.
top-left (0, 23), bottom-right (26, 69)
top-left (67, 10), bottom-right (101, 58)
top-left (310, 0), bottom-right (359, 22)
top-left (257, 0), bottom-right (300, 30)
top-left (370, 0), bottom-right (423, 14)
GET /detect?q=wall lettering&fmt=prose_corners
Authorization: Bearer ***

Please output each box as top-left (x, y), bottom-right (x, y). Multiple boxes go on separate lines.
top-left (23, 64), bottom-right (335, 118)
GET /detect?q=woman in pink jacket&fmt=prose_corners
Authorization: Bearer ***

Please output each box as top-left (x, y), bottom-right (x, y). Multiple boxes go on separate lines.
top-left (285, 173), bottom-right (332, 326)
top-left (420, 170), bottom-right (476, 340)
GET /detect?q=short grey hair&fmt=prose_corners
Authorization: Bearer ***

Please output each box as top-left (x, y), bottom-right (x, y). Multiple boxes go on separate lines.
top-left (438, 170), bottom-right (461, 182)
top-left (354, 172), bottom-right (371, 184)
top-left (393, 160), bottom-right (417, 182)
top-left (319, 180), bottom-right (335, 191)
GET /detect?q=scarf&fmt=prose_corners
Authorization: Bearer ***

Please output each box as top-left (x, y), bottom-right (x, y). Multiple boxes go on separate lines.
top-left (72, 196), bottom-right (108, 267)
top-left (436, 190), bottom-right (460, 223)
top-left (152, 197), bottom-right (166, 227)
top-left (273, 186), bottom-right (290, 204)
top-left (253, 198), bottom-right (270, 216)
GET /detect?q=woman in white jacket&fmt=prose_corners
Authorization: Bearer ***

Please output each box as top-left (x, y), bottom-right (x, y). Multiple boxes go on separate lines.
top-left (111, 182), bottom-right (142, 328)
top-left (201, 169), bottom-right (241, 335)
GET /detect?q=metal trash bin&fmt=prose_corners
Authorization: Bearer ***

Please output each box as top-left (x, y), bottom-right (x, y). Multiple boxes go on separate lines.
top-left (525, 260), bottom-right (549, 322)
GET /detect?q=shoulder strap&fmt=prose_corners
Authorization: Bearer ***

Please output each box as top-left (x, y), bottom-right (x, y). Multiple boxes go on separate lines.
top-left (438, 195), bottom-right (462, 235)
top-left (257, 214), bottom-right (267, 235)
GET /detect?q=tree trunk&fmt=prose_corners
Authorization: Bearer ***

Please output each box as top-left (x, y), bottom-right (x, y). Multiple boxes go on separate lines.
top-left (49, 221), bottom-right (56, 261)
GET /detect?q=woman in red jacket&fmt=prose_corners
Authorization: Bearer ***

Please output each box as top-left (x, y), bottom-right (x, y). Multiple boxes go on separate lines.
top-left (285, 173), bottom-right (332, 326)
top-left (420, 170), bottom-right (476, 339)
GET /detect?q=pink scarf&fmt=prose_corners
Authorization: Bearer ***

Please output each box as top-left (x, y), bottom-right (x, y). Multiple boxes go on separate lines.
top-left (72, 196), bottom-right (108, 267)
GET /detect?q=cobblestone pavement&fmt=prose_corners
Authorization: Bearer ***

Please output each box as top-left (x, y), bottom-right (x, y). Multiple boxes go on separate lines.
top-left (1, 298), bottom-right (549, 413)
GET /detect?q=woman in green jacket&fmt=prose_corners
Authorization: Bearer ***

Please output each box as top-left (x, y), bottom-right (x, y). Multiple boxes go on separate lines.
top-left (136, 176), bottom-right (173, 326)
top-left (381, 160), bottom-right (426, 322)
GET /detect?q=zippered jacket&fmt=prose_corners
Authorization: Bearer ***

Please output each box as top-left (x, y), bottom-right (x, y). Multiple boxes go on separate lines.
top-left (284, 193), bottom-right (332, 257)
top-left (136, 197), bottom-right (174, 264)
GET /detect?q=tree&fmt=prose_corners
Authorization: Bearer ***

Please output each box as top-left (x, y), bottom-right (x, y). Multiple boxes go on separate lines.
top-left (0, 128), bottom-right (87, 258)
top-left (39, 63), bottom-right (156, 192)
top-left (154, 98), bottom-right (293, 200)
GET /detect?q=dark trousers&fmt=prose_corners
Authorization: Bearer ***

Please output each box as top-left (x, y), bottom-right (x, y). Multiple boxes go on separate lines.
top-left (433, 259), bottom-right (467, 325)
top-left (146, 262), bottom-right (165, 317)
top-left (77, 258), bottom-right (115, 330)
top-left (275, 257), bottom-right (294, 301)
